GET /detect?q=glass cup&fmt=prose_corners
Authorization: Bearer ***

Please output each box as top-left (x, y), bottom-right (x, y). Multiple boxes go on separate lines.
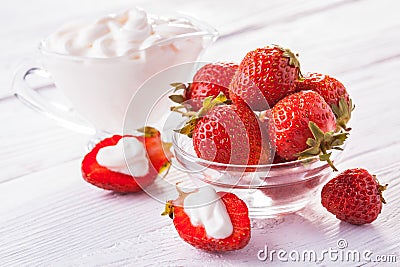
top-left (13, 12), bottom-right (218, 136)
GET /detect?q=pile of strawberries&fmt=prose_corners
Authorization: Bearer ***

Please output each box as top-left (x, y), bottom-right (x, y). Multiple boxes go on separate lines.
top-left (171, 45), bottom-right (352, 170)
top-left (80, 44), bottom-right (387, 254)
top-left (164, 44), bottom-right (386, 251)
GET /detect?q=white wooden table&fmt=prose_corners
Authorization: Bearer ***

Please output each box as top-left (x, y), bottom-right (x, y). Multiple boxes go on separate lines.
top-left (1, 0), bottom-right (400, 266)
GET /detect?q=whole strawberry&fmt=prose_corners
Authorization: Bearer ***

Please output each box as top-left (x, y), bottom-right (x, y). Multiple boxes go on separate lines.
top-left (321, 168), bottom-right (387, 225)
top-left (229, 45), bottom-right (301, 111)
top-left (296, 72), bottom-right (353, 131)
top-left (266, 90), bottom-right (347, 170)
top-left (81, 127), bottom-right (171, 193)
top-left (162, 186), bottom-right (251, 252)
top-left (177, 94), bottom-right (272, 165)
top-left (170, 62), bottom-right (238, 111)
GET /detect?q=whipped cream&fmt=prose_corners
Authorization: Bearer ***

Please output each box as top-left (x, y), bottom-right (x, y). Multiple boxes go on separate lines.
top-left (183, 186), bottom-right (233, 239)
top-left (41, 7), bottom-right (208, 132)
top-left (45, 8), bottom-right (199, 58)
top-left (96, 136), bottom-right (149, 177)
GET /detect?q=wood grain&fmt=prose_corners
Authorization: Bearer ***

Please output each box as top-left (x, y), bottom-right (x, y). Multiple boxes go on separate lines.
top-left (1, 0), bottom-right (400, 266)
top-left (0, 161), bottom-right (398, 266)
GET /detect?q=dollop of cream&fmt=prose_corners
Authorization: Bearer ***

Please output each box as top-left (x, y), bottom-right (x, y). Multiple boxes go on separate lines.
top-left (183, 186), bottom-right (233, 239)
top-left (96, 136), bottom-right (149, 177)
top-left (45, 7), bottom-right (199, 58)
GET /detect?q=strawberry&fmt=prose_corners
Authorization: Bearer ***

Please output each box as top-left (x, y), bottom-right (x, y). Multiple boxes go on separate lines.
top-left (272, 154), bottom-right (287, 164)
top-left (229, 45), bottom-right (301, 111)
top-left (177, 93), bottom-right (272, 165)
top-left (81, 127), bottom-right (171, 193)
top-left (295, 72), bottom-right (354, 131)
top-left (162, 187), bottom-right (251, 252)
top-left (169, 62), bottom-right (238, 111)
top-left (321, 168), bottom-right (387, 225)
top-left (266, 90), bottom-right (348, 170)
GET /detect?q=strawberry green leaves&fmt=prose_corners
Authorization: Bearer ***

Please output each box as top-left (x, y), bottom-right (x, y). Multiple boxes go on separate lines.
top-left (169, 82), bottom-right (190, 104)
top-left (137, 126), bottom-right (160, 137)
top-left (174, 93), bottom-right (230, 138)
top-left (297, 121), bottom-right (349, 171)
top-left (331, 97), bottom-right (354, 132)
top-left (161, 201), bottom-right (174, 219)
top-left (175, 117), bottom-right (198, 138)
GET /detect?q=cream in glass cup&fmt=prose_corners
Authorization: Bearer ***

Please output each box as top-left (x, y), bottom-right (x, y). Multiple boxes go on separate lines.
top-left (13, 8), bottom-right (218, 134)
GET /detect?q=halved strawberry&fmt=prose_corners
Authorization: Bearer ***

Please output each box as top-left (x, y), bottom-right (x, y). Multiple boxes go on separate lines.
top-left (162, 187), bottom-right (251, 252)
top-left (81, 127), bottom-right (171, 193)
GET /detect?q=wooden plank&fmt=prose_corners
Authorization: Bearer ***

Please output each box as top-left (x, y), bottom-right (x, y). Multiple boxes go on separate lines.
top-left (0, 94), bottom-right (88, 183)
top-left (0, 162), bottom-right (183, 265)
top-left (0, 156), bottom-right (398, 266)
top-left (203, 0), bottom-right (400, 76)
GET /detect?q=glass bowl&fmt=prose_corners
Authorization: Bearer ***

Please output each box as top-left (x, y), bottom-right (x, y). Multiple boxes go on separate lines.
top-left (172, 132), bottom-right (344, 218)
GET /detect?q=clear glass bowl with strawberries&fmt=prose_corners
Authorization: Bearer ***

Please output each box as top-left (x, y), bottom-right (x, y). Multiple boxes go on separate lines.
top-left (169, 44), bottom-right (353, 218)
top-left (172, 130), bottom-right (345, 218)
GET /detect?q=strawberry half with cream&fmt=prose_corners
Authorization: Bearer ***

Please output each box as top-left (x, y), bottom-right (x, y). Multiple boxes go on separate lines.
top-left (81, 127), bottom-right (171, 193)
top-left (162, 186), bottom-right (251, 252)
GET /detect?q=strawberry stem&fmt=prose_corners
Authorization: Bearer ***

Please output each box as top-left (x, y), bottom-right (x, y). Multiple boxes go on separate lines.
top-left (320, 146), bottom-right (338, 172)
top-left (374, 175), bottom-right (388, 204)
top-left (378, 184), bottom-right (388, 204)
top-left (274, 44), bottom-right (302, 78)
top-left (161, 201), bottom-right (174, 219)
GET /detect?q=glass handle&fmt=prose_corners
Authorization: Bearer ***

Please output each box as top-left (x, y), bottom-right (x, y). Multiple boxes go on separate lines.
top-left (13, 62), bottom-right (96, 135)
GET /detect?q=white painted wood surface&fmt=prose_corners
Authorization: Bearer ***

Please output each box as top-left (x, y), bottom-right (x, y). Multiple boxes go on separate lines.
top-left (1, 0), bottom-right (400, 266)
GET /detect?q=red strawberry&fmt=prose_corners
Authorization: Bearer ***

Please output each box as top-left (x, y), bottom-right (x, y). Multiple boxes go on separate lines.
top-left (296, 72), bottom-right (353, 131)
top-left (229, 45), bottom-right (301, 111)
top-left (81, 127), bottom-right (171, 193)
top-left (266, 90), bottom-right (347, 170)
top-left (169, 62), bottom-right (238, 111)
top-left (321, 168), bottom-right (387, 225)
top-left (272, 154), bottom-right (287, 164)
top-left (162, 187), bottom-right (251, 252)
top-left (177, 93), bottom-right (272, 165)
